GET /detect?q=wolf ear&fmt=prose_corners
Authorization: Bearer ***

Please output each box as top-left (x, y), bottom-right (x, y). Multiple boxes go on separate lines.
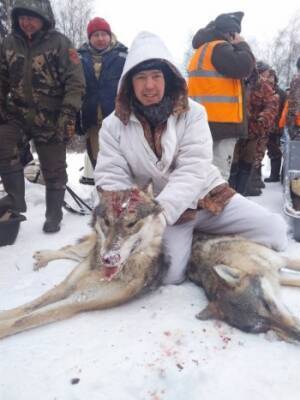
top-left (144, 182), bottom-right (154, 197)
top-left (196, 302), bottom-right (222, 320)
top-left (213, 264), bottom-right (242, 285)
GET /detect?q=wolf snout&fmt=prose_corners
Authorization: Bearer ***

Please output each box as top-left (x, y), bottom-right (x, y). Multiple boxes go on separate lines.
top-left (102, 253), bottom-right (121, 266)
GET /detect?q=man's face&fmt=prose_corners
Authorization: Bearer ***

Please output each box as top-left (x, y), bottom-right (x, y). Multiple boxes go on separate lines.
top-left (132, 69), bottom-right (165, 106)
top-left (18, 15), bottom-right (44, 39)
top-left (90, 30), bottom-right (111, 50)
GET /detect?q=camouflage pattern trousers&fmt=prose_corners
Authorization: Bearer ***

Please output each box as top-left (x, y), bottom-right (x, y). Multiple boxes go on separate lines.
top-left (0, 119), bottom-right (67, 189)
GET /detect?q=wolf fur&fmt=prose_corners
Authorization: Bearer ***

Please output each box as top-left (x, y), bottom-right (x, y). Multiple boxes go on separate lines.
top-left (0, 188), bottom-right (166, 339)
top-left (189, 233), bottom-right (300, 342)
top-left (1, 187), bottom-right (300, 342)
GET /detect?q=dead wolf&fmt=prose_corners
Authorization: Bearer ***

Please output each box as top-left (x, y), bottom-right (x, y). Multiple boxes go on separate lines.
top-left (1, 187), bottom-right (300, 342)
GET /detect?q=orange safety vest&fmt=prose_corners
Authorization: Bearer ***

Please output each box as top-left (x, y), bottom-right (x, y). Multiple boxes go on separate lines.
top-left (280, 101), bottom-right (300, 127)
top-left (278, 100), bottom-right (288, 128)
top-left (187, 40), bottom-right (243, 123)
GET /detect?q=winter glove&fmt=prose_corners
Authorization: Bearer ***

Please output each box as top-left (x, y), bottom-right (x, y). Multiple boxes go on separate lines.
top-left (57, 107), bottom-right (77, 142)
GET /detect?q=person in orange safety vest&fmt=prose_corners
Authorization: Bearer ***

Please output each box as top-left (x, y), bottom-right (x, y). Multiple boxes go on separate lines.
top-left (187, 12), bottom-right (255, 180)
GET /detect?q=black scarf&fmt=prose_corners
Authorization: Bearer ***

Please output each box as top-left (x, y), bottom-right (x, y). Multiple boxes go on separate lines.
top-left (132, 95), bottom-right (173, 129)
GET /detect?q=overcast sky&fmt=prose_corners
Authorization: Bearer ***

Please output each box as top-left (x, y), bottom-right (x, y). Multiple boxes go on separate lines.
top-left (94, 0), bottom-right (300, 65)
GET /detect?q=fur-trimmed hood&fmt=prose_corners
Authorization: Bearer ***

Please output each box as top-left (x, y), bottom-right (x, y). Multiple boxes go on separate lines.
top-left (115, 31), bottom-right (188, 124)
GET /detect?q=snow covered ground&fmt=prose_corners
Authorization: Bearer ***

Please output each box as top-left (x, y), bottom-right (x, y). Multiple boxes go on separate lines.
top-left (1, 153), bottom-right (300, 400)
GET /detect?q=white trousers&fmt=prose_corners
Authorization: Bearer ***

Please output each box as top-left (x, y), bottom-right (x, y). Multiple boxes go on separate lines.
top-left (213, 137), bottom-right (237, 180)
top-left (162, 193), bottom-right (288, 284)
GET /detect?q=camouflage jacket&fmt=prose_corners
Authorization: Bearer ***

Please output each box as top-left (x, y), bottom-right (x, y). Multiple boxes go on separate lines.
top-left (287, 72), bottom-right (300, 125)
top-left (0, 0), bottom-right (85, 137)
top-left (247, 76), bottom-right (279, 139)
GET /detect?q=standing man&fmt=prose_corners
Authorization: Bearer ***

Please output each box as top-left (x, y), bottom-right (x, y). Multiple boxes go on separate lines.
top-left (78, 17), bottom-right (127, 167)
top-left (287, 57), bottom-right (300, 139)
top-left (264, 70), bottom-right (286, 183)
top-left (229, 62), bottom-right (279, 196)
top-left (0, 0), bottom-right (85, 233)
top-left (187, 12), bottom-right (255, 180)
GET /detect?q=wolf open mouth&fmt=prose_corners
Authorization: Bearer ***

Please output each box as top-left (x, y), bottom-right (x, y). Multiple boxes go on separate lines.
top-left (101, 252), bottom-right (122, 280)
top-left (103, 265), bottom-right (120, 280)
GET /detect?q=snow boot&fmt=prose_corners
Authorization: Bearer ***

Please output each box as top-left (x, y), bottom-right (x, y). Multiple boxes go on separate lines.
top-left (264, 158), bottom-right (281, 183)
top-left (243, 166), bottom-right (262, 196)
top-left (235, 162), bottom-right (251, 195)
top-left (0, 170), bottom-right (26, 213)
top-left (228, 162), bottom-right (239, 190)
top-left (43, 189), bottom-right (65, 233)
top-left (252, 166), bottom-right (265, 189)
top-left (243, 180), bottom-right (262, 196)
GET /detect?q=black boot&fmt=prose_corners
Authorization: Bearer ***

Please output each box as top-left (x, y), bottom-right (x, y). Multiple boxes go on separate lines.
top-left (264, 158), bottom-right (281, 183)
top-left (244, 166), bottom-right (262, 196)
top-left (235, 162), bottom-right (251, 195)
top-left (43, 189), bottom-right (65, 233)
top-left (252, 165), bottom-right (265, 189)
top-left (228, 162), bottom-right (239, 189)
top-left (236, 162), bottom-right (262, 196)
top-left (244, 180), bottom-right (262, 196)
top-left (0, 170), bottom-right (27, 213)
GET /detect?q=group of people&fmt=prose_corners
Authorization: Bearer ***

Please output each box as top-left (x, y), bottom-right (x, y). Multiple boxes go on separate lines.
top-left (0, 0), bottom-right (297, 284)
top-left (187, 12), bottom-right (300, 197)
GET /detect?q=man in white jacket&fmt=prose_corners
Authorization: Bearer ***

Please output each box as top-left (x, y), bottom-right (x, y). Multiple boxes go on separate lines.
top-left (94, 31), bottom-right (288, 284)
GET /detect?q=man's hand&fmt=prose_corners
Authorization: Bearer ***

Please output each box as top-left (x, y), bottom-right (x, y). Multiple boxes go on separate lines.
top-left (230, 33), bottom-right (245, 44)
top-left (57, 108), bottom-right (76, 142)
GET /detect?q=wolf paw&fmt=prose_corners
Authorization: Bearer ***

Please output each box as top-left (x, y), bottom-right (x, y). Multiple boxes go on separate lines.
top-left (33, 250), bottom-right (52, 270)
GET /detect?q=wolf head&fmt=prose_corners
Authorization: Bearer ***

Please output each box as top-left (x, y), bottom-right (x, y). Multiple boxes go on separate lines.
top-left (196, 263), bottom-right (300, 342)
top-left (93, 186), bottom-right (165, 280)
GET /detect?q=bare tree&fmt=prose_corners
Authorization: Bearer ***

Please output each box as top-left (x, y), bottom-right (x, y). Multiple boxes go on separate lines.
top-left (269, 12), bottom-right (300, 87)
top-left (51, 0), bottom-right (93, 48)
top-left (0, 0), bottom-right (12, 39)
top-left (181, 31), bottom-right (195, 77)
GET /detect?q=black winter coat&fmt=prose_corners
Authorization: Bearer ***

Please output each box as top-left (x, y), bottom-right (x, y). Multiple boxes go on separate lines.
top-left (78, 41), bottom-right (127, 132)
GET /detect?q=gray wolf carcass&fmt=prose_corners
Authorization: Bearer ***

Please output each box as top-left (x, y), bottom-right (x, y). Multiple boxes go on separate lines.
top-left (1, 187), bottom-right (300, 342)
top-left (189, 233), bottom-right (300, 342)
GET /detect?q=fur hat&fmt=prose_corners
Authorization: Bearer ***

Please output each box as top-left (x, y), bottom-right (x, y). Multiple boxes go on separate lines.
top-left (87, 17), bottom-right (111, 38)
top-left (215, 11), bottom-right (244, 34)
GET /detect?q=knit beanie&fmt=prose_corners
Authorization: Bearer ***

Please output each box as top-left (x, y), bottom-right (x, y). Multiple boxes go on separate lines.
top-left (256, 61), bottom-right (271, 73)
top-left (87, 17), bottom-right (111, 38)
top-left (215, 11), bottom-right (244, 34)
top-left (129, 59), bottom-right (170, 77)
top-left (128, 58), bottom-right (175, 92)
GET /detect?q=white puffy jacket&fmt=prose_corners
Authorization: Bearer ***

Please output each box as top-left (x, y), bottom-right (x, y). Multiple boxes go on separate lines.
top-left (94, 31), bottom-right (224, 225)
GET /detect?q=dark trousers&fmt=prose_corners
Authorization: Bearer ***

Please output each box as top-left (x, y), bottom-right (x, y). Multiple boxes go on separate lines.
top-left (0, 120), bottom-right (67, 189)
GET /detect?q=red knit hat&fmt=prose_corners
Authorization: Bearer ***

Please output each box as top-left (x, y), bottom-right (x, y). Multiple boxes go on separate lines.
top-left (87, 17), bottom-right (111, 38)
